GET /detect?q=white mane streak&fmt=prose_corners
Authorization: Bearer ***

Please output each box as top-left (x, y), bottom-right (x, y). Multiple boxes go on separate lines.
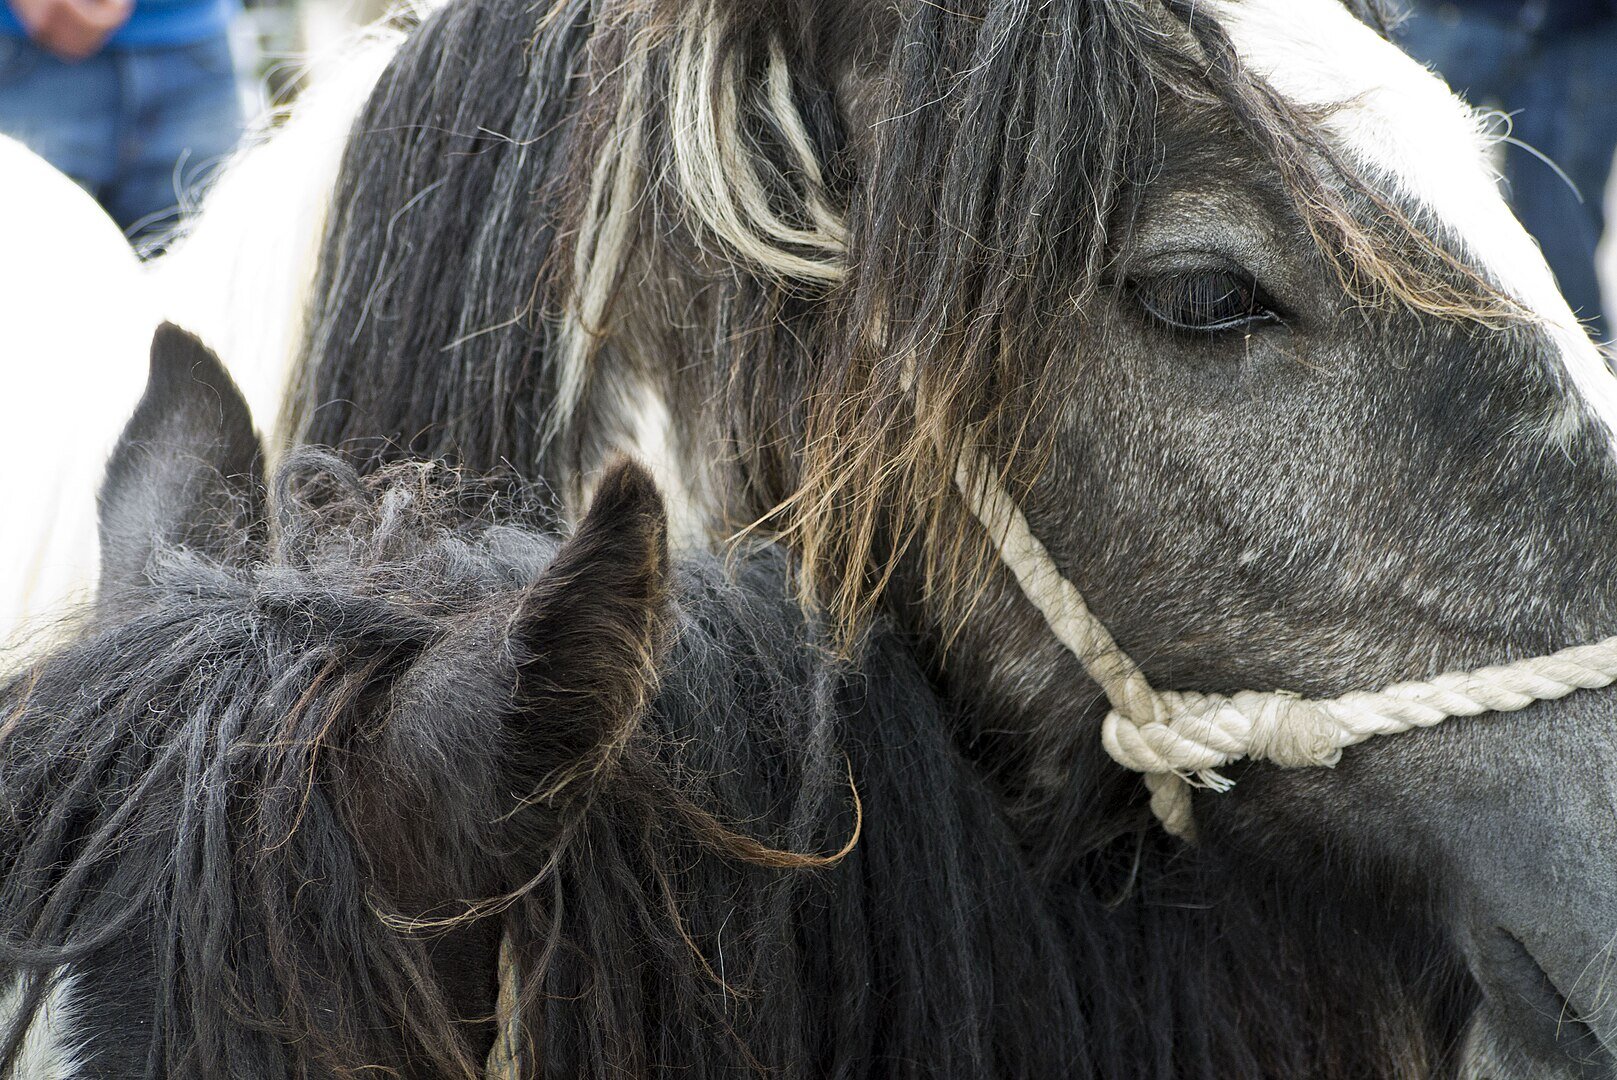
top-left (1, 973), bottom-right (81, 1079)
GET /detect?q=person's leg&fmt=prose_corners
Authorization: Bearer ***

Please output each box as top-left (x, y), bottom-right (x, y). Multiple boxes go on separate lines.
top-left (1505, 27), bottom-right (1617, 340)
top-left (0, 37), bottom-right (119, 205)
top-left (101, 34), bottom-right (243, 242)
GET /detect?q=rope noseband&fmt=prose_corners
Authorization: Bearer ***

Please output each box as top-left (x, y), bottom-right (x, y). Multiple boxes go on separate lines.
top-left (955, 443), bottom-right (1617, 839)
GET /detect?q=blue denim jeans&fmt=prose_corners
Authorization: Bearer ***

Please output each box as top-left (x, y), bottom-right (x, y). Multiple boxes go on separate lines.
top-left (1398, 3), bottom-right (1617, 340)
top-left (0, 32), bottom-right (242, 240)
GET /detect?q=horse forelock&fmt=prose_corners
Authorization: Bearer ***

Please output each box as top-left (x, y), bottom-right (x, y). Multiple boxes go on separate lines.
top-left (297, 0), bottom-right (1525, 600)
top-left (540, 0), bottom-right (1544, 649)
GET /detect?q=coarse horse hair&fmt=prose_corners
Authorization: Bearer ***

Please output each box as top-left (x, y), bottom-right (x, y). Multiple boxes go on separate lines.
top-left (152, 0), bottom-right (1617, 1073)
top-left (1, 329), bottom-right (1475, 1079)
top-left (0, 437), bottom-right (849, 1079)
top-left (286, 0), bottom-right (1518, 644)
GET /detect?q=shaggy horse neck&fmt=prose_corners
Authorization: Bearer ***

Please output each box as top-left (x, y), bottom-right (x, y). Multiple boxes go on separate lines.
top-left (0, 592), bottom-right (1473, 1080)
top-left (1, 456), bottom-right (1471, 1080)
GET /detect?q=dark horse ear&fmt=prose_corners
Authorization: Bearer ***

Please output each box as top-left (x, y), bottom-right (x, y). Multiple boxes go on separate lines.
top-left (502, 459), bottom-right (671, 774)
top-left (390, 460), bottom-right (671, 827)
top-left (98, 323), bottom-right (264, 591)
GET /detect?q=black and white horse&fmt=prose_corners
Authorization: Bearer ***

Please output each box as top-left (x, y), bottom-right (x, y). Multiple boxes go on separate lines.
top-left (9, 0), bottom-right (1617, 1076)
top-left (1, 327), bottom-right (1060, 1080)
top-left (264, 0), bottom-right (1617, 1075)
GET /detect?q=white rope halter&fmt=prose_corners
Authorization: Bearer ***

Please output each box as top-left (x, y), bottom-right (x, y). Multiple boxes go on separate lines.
top-left (954, 442), bottom-right (1617, 840)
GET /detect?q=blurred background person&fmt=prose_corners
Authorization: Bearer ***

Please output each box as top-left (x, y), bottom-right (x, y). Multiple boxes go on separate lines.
top-left (1399, 0), bottom-right (1617, 342)
top-left (0, 0), bottom-right (244, 244)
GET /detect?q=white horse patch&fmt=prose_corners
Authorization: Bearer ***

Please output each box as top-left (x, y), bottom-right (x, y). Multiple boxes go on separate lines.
top-left (0, 973), bottom-right (79, 1079)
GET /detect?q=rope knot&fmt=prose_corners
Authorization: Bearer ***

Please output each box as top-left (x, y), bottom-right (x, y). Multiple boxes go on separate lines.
top-left (1229, 690), bottom-right (1344, 769)
top-left (1101, 689), bottom-right (1255, 779)
top-left (1101, 688), bottom-right (1346, 782)
top-left (1100, 686), bottom-right (1349, 842)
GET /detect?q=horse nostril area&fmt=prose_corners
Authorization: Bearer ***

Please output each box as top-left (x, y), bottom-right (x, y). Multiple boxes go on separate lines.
top-left (1466, 927), bottom-right (1617, 1078)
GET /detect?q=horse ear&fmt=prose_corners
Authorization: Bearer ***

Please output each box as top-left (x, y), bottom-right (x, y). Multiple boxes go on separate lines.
top-left (98, 323), bottom-right (264, 590)
top-left (390, 459), bottom-right (670, 822)
top-left (503, 458), bottom-right (671, 767)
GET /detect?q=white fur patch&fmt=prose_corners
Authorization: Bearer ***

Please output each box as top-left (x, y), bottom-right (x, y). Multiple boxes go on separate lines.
top-left (0, 136), bottom-right (154, 662)
top-left (0, 16), bottom-right (406, 666)
top-left (153, 19), bottom-right (410, 446)
top-left (621, 381), bottom-right (711, 551)
top-left (1210, 0), bottom-right (1617, 443)
top-left (0, 973), bottom-right (80, 1078)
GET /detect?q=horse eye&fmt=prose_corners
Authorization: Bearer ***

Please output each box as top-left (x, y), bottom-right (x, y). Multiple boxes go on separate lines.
top-left (1130, 268), bottom-right (1281, 334)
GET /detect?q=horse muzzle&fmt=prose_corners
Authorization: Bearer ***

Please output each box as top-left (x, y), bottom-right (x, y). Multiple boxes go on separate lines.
top-left (1443, 694), bottom-right (1617, 1080)
top-left (1460, 923), bottom-right (1617, 1079)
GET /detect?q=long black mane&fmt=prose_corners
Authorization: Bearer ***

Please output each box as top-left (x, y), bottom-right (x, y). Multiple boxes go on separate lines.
top-left (2, 451), bottom-right (1471, 1079)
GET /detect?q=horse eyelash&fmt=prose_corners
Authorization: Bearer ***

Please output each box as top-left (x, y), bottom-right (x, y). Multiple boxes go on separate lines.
top-left (1129, 268), bottom-right (1284, 335)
